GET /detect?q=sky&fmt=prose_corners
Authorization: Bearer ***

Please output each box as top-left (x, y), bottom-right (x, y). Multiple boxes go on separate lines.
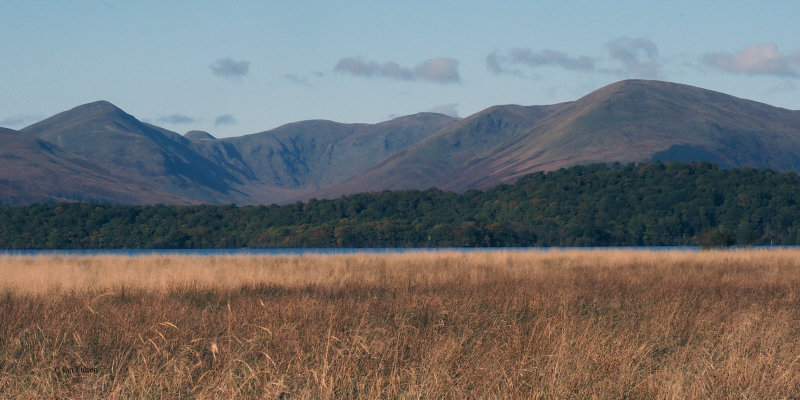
top-left (2, 1), bottom-right (800, 138)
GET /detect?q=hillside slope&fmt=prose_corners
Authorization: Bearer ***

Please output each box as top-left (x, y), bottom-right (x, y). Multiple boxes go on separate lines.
top-left (0, 127), bottom-right (192, 205)
top-left (21, 101), bottom-right (246, 203)
top-left (16, 102), bottom-right (457, 204)
top-left (8, 80), bottom-right (800, 205)
top-left (315, 80), bottom-right (800, 197)
top-left (222, 112), bottom-right (459, 190)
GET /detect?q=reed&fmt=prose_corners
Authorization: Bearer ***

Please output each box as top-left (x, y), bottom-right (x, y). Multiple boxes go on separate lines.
top-left (1, 249), bottom-right (799, 398)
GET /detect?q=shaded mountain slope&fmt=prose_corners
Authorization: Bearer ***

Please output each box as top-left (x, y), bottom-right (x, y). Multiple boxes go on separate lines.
top-left (0, 128), bottom-right (192, 205)
top-left (16, 102), bottom-right (456, 205)
top-left (315, 80), bottom-right (800, 197)
top-left (316, 104), bottom-right (567, 194)
top-left (21, 101), bottom-right (247, 203)
top-left (178, 113), bottom-right (459, 204)
top-left (221, 112), bottom-right (459, 190)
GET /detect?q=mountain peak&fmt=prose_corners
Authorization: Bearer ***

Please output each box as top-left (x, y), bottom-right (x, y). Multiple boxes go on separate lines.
top-left (83, 99), bottom-right (119, 108)
top-left (585, 79), bottom-right (747, 106)
top-left (64, 100), bottom-right (128, 116)
top-left (587, 79), bottom-right (693, 98)
top-left (21, 100), bottom-right (138, 134)
top-left (184, 130), bottom-right (217, 141)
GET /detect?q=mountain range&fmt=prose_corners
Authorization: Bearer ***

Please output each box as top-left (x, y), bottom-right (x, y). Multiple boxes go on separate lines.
top-left (2, 79), bottom-right (800, 205)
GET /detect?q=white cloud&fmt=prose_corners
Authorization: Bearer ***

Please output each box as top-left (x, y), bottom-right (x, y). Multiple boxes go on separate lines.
top-left (488, 38), bottom-right (662, 79)
top-left (486, 52), bottom-right (513, 75)
top-left (214, 114), bottom-right (237, 126)
top-left (510, 48), bottom-right (594, 71)
top-left (158, 114), bottom-right (196, 124)
top-left (702, 43), bottom-right (800, 77)
top-left (335, 57), bottom-right (412, 80)
top-left (487, 48), bottom-right (594, 76)
top-left (209, 58), bottom-right (250, 79)
top-left (334, 56), bottom-right (461, 84)
top-left (605, 36), bottom-right (662, 78)
top-left (412, 58), bottom-right (461, 84)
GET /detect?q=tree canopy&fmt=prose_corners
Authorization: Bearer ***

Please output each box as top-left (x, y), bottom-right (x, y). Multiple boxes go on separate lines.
top-left (2, 162), bottom-right (799, 249)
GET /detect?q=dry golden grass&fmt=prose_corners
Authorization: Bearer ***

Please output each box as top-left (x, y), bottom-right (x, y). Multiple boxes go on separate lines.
top-left (2, 249), bottom-right (800, 398)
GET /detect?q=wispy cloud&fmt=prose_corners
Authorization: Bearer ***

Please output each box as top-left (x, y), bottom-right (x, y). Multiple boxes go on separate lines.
top-left (512, 48), bottom-right (594, 71)
top-left (486, 52), bottom-right (518, 75)
top-left (334, 56), bottom-right (461, 84)
top-left (488, 38), bottom-right (662, 79)
top-left (0, 114), bottom-right (41, 128)
top-left (702, 43), bottom-right (800, 78)
top-left (427, 103), bottom-right (459, 117)
top-left (214, 114), bottom-right (237, 126)
top-left (335, 57), bottom-right (412, 80)
top-left (605, 36), bottom-right (662, 78)
top-left (413, 58), bottom-right (461, 84)
top-left (157, 114), bottom-right (196, 124)
top-left (209, 57), bottom-right (250, 79)
top-left (487, 48), bottom-right (594, 76)
top-left (284, 73), bottom-right (309, 85)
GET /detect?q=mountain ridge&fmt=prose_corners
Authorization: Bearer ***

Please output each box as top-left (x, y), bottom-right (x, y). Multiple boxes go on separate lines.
top-left (4, 79), bottom-right (800, 206)
top-left (7, 104), bottom-right (457, 205)
top-left (311, 79), bottom-right (800, 199)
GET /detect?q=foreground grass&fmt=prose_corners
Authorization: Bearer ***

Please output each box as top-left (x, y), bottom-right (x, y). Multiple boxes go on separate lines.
top-left (1, 250), bottom-right (800, 398)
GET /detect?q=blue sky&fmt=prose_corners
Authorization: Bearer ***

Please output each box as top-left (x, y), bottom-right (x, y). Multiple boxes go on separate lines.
top-left (2, 1), bottom-right (800, 137)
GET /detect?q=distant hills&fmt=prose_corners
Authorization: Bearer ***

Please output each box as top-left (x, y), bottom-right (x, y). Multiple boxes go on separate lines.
top-left (2, 80), bottom-right (800, 205)
top-left (315, 80), bottom-right (800, 197)
top-left (10, 102), bottom-right (455, 205)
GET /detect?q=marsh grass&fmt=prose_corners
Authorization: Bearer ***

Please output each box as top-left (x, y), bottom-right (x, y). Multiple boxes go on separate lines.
top-left (2, 250), bottom-right (800, 398)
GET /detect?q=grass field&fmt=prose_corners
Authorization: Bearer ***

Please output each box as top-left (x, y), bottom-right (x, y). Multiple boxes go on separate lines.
top-left (2, 249), bottom-right (800, 398)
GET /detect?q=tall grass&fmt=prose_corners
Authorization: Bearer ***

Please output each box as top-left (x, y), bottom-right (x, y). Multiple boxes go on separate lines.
top-left (2, 249), bottom-right (800, 398)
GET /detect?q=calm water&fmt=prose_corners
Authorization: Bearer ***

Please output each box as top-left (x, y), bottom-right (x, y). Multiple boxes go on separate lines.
top-left (0, 246), bottom-right (702, 257)
top-left (3, 246), bottom-right (799, 257)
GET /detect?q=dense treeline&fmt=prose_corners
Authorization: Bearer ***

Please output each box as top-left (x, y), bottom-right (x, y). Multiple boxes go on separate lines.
top-left (1, 162), bottom-right (799, 249)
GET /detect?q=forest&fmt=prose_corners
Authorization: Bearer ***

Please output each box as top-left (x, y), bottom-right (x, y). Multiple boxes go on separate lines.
top-left (1, 162), bottom-right (799, 249)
